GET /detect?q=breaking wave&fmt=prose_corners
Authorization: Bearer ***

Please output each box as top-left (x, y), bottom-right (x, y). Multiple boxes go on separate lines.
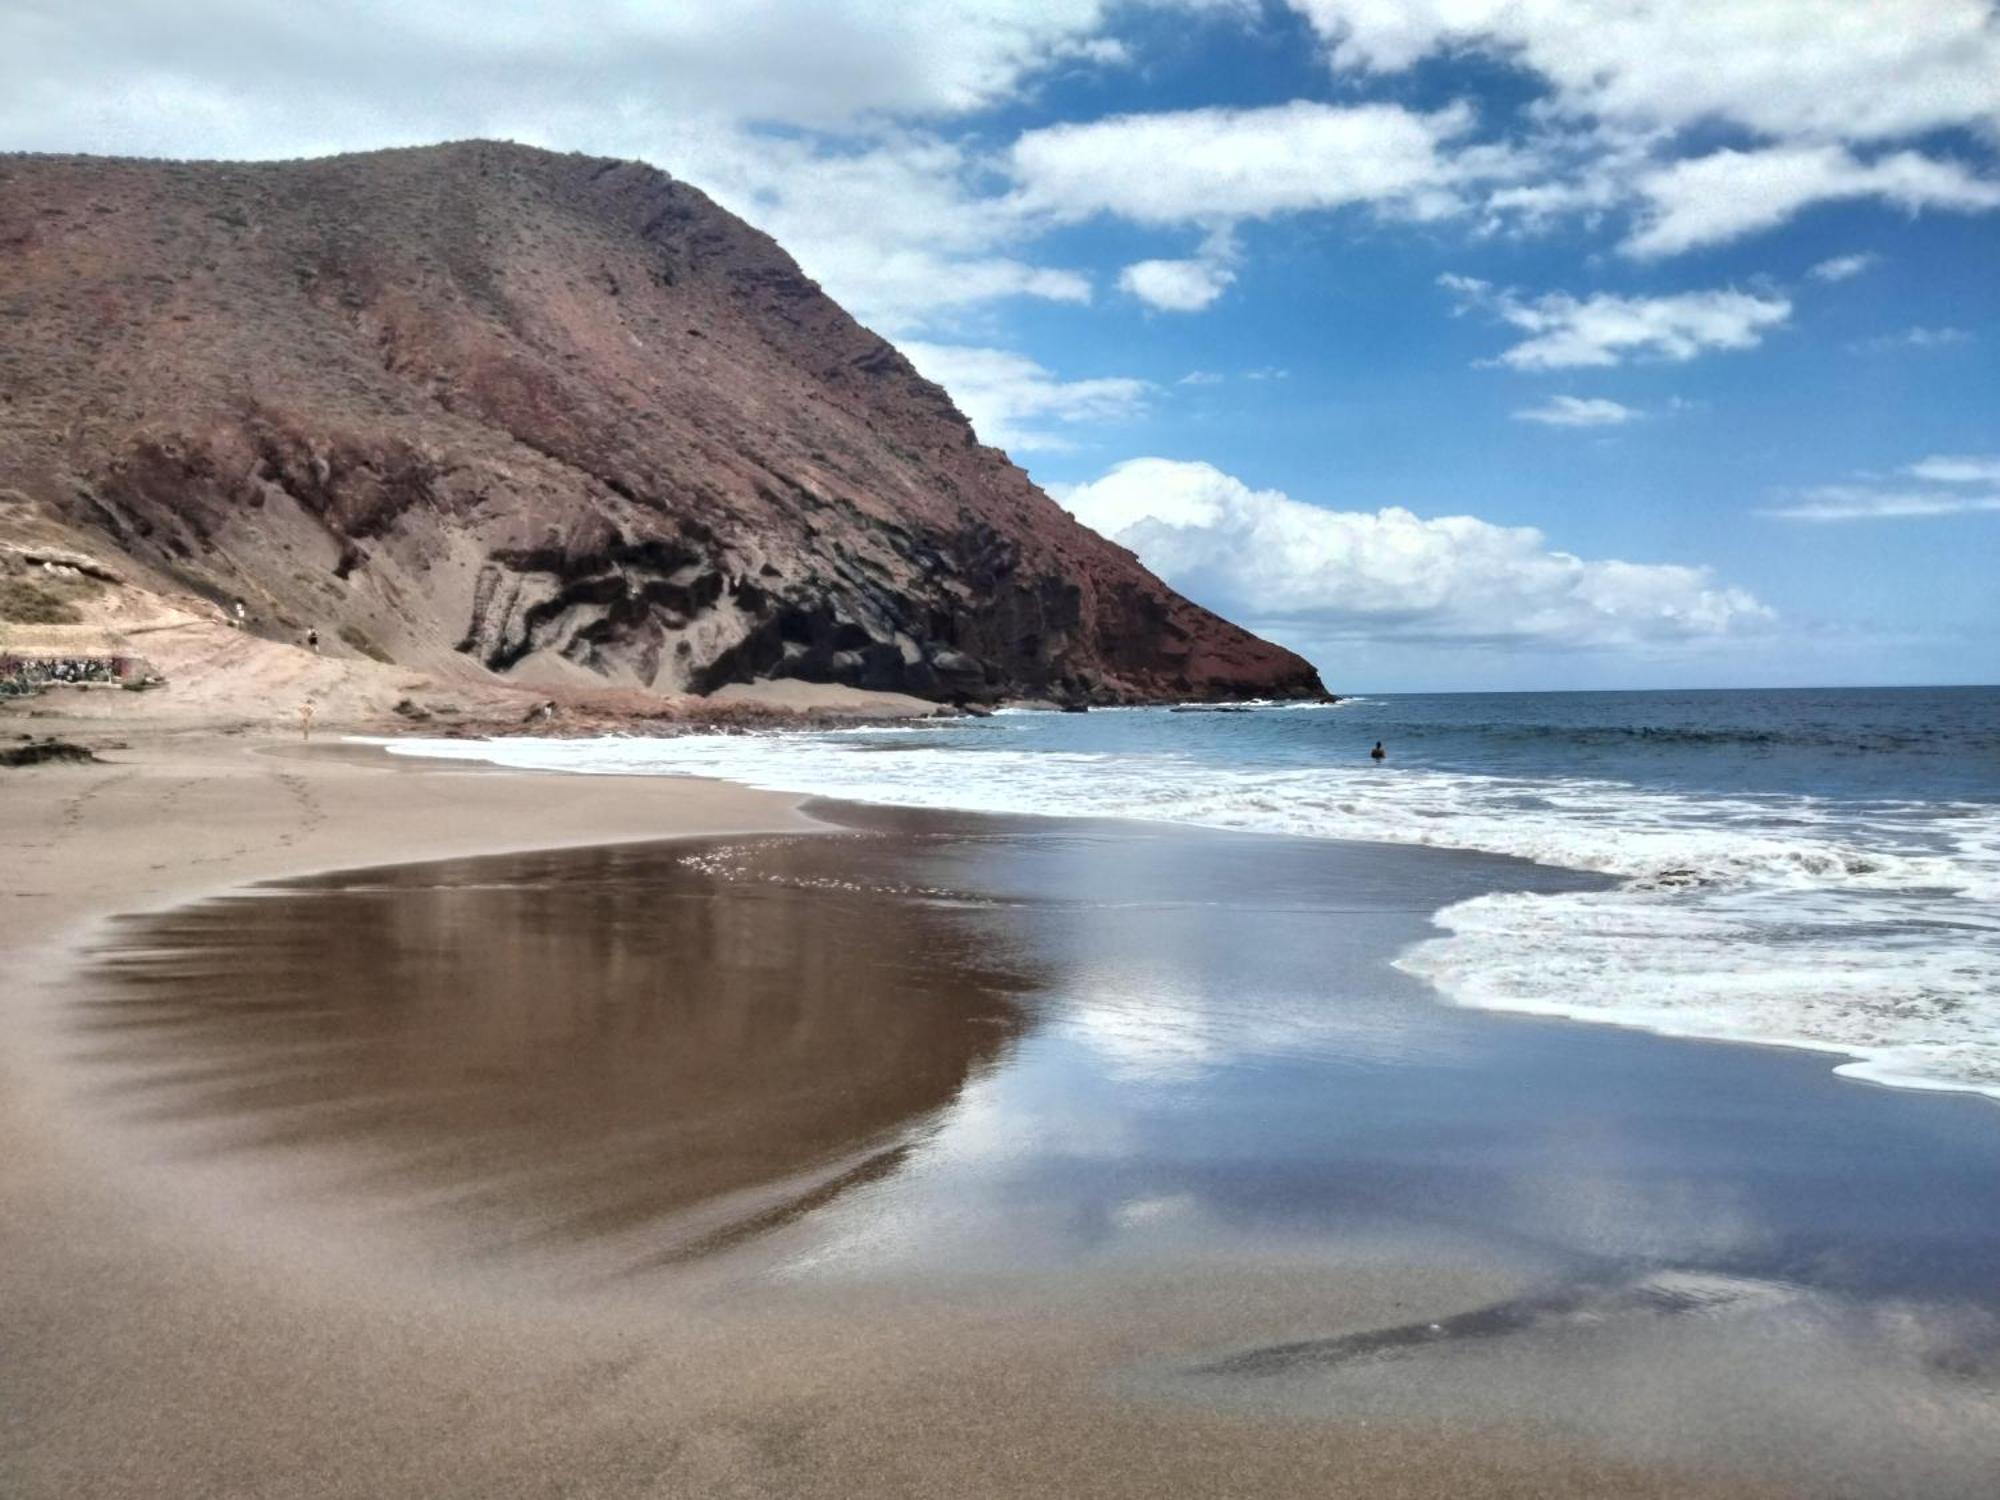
top-left (377, 718), bottom-right (2000, 1100)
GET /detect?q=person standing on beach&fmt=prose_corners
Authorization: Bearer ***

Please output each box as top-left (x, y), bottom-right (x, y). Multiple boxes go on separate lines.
top-left (299, 700), bottom-right (315, 742)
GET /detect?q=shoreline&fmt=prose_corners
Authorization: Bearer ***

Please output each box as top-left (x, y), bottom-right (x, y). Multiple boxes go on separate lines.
top-left (378, 724), bottom-right (2000, 1108)
top-left (7, 725), bottom-right (1999, 1497)
top-left (24, 711), bottom-right (1993, 1120)
top-left (0, 728), bottom-right (817, 961)
top-left (1416, 965), bottom-right (2000, 1104)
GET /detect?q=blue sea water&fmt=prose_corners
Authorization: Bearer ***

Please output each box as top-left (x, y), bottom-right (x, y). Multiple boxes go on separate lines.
top-left (386, 686), bottom-right (2000, 1098)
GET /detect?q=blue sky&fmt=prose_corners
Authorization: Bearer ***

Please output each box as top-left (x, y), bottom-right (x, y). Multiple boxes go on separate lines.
top-left (6, 2), bottom-right (1998, 690)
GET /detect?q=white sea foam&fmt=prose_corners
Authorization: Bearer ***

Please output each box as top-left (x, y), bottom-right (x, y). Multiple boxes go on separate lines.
top-left (376, 728), bottom-right (2000, 1100)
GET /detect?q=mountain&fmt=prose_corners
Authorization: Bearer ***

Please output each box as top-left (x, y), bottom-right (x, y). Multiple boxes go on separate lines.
top-left (0, 141), bottom-right (1325, 706)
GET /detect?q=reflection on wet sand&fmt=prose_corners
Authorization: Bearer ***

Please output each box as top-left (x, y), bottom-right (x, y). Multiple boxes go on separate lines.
top-left (75, 833), bottom-right (1036, 1266)
top-left (49, 806), bottom-right (2000, 1495)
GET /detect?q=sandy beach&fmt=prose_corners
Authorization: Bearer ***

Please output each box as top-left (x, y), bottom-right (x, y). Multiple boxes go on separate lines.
top-left (5, 722), bottom-right (1996, 1498)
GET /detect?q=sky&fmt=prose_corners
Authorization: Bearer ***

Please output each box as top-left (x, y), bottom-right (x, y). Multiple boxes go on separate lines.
top-left (5, 2), bottom-right (1998, 691)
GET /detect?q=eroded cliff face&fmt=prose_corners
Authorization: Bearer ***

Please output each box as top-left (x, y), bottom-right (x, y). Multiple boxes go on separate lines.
top-left (0, 141), bottom-right (1326, 704)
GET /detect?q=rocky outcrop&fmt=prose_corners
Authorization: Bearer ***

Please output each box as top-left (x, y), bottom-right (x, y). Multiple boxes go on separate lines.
top-left (0, 142), bottom-right (1326, 704)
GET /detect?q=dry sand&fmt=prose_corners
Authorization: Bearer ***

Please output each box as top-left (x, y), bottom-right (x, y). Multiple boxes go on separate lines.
top-left (0, 720), bottom-right (1785, 1498)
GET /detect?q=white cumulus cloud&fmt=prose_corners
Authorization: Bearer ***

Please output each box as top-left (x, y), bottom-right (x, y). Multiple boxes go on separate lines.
top-left (1010, 100), bottom-right (1512, 226)
top-left (899, 342), bottom-right (1150, 453)
top-left (1060, 457), bottom-right (1773, 649)
top-left (1118, 257), bottom-right (1236, 311)
top-left (1286, 0), bottom-right (2000, 143)
top-left (1288, 2), bottom-right (2000, 255)
top-left (1442, 275), bottom-right (1791, 370)
top-left (1513, 396), bottom-right (1641, 427)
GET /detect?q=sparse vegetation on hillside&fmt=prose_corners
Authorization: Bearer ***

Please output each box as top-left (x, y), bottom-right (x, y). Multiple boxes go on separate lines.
top-left (0, 577), bottom-right (88, 624)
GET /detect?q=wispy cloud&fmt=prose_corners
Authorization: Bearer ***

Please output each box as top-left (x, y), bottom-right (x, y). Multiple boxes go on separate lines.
top-left (1176, 368), bottom-right (1289, 386)
top-left (1909, 454), bottom-right (2000, 484)
top-left (1441, 274), bottom-right (1791, 370)
top-left (1809, 252), bottom-right (1880, 283)
top-left (1513, 395), bottom-right (1641, 427)
top-left (1762, 485), bottom-right (2000, 522)
top-left (1850, 326), bottom-right (1974, 353)
top-left (1623, 146), bottom-right (2000, 258)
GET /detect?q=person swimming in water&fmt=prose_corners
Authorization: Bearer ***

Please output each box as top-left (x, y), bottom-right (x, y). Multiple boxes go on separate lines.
top-left (1370, 741), bottom-right (1386, 762)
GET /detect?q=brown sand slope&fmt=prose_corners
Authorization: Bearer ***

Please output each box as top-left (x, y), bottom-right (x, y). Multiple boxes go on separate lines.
top-left (0, 141), bottom-right (1325, 707)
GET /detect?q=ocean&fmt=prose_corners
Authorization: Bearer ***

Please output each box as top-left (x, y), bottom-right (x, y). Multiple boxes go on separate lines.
top-left (385, 685), bottom-right (2000, 1101)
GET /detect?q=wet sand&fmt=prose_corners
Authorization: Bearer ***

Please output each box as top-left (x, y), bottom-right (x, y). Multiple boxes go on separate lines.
top-left (6, 736), bottom-right (2000, 1496)
top-left (71, 834), bottom-right (1034, 1277)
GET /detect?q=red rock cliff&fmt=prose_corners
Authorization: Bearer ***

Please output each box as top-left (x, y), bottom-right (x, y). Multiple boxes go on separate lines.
top-left (0, 141), bottom-right (1326, 704)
